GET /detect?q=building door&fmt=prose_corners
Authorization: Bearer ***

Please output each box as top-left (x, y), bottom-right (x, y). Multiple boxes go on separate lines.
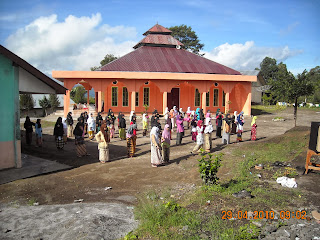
top-left (167, 88), bottom-right (180, 110)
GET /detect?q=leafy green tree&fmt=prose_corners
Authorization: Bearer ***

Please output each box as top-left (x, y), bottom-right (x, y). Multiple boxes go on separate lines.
top-left (39, 95), bottom-right (51, 116)
top-left (259, 57), bottom-right (278, 84)
top-left (168, 24), bottom-right (204, 56)
top-left (71, 85), bottom-right (86, 104)
top-left (270, 67), bottom-right (314, 126)
top-left (307, 66), bottom-right (320, 103)
top-left (20, 94), bottom-right (34, 113)
top-left (49, 94), bottom-right (60, 111)
top-left (91, 54), bottom-right (118, 71)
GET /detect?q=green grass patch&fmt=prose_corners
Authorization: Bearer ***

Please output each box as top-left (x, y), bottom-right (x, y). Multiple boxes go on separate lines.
top-left (20, 120), bottom-right (56, 129)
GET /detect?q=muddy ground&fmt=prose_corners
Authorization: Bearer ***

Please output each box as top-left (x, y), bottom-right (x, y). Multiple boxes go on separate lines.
top-left (0, 107), bottom-right (319, 239)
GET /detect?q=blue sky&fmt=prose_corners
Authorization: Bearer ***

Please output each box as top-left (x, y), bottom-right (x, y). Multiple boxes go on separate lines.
top-left (0, 0), bottom-right (319, 76)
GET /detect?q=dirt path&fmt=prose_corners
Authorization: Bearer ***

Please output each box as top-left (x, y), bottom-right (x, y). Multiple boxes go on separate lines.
top-left (0, 108), bottom-right (319, 239)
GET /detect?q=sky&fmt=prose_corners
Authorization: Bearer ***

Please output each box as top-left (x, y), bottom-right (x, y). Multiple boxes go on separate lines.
top-left (0, 0), bottom-right (319, 77)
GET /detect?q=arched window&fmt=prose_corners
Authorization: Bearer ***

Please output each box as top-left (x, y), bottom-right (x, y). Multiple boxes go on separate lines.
top-left (122, 87), bottom-right (128, 106)
top-left (195, 89), bottom-right (200, 106)
top-left (213, 89), bottom-right (219, 106)
top-left (111, 87), bottom-right (118, 107)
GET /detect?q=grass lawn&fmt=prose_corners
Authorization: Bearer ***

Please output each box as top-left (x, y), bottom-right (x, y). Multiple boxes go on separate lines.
top-left (20, 120), bottom-right (56, 129)
top-left (125, 127), bottom-right (310, 240)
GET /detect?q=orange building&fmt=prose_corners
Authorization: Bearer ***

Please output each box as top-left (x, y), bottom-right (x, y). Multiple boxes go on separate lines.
top-left (53, 24), bottom-right (256, 116)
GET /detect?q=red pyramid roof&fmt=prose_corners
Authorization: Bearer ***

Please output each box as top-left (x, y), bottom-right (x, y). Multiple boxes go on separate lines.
top-left (133, 34), bottom-right (183, 49)
top-left (100, 46), bottom-right (241, 75)
top-left (143, 24), bottom-right (172, 35)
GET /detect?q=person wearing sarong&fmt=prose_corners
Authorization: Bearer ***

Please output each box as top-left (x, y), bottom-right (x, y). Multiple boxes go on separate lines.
top-left (119, 113), bottom-right (126, 140)
top-left (126, 122), bottom-right (137, 157)
top-left (251, 116), bottom-right (257, 141)
top-left (24, 116), bottom-right (35, 145)
top-left (216, 111), bottom-right (223, 138)
top-left (117, 112), bottom-right (122, 132)
top-left (150, 126), bottom-right (164, 167)
top-left (54, 117), bottom-right (64, 149)
top-left (192, 120), bottom-right (204, 153)
top-left (191, 118), bottom-right (197, 142)
top-left (87, 113), bottom-right (95, 140)
top-left (222, 113), bottom-right (231, 144)
top-left (204, 118), bottom-right (214, 152)
top-left (161, 124), bottom-right (171, 163)
top-left (186, 107), bottom-right (192, 129)
top-left (96, 112), bottom-right (103, 133)
top-left (231, 111), bottom-right (237, 134)
top-left (236, 111), bottom-right (245, 142)
top-left (66, 112), bottom-right (74, 137)
top-left (35, 119), bottom-right (42, 147)
top-left (74, 121), bottom-right (89, 157)
top-left (142, 112), bottom-right (149, 137)
top-left (62, 118), bottom-right (68, 143)
top-left (176, 114), bottom-right (185, 145)
top-left (95, 121), bottom-right (110, 163)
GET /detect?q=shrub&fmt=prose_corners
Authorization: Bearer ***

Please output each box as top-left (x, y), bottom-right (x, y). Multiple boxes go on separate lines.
top-left (198, 152), bottom-right (223, 185)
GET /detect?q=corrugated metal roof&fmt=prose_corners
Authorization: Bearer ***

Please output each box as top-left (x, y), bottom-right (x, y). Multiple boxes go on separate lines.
top-left (100, 46), bottom-right (241, 75)
top-left (133, 34), bottom-right (184, 49)
top-left (143, 24), bottom-right (172, 36)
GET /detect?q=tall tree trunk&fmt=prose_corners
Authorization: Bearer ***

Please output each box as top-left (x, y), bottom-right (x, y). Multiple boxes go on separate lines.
top-left (294, 97), bottom-right (298, 127)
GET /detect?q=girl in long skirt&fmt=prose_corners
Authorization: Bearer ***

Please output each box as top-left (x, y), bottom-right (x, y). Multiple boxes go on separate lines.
top-left (204, 118), bottom-right (214, 152)
top-left (35, 119), bottom-right (42, 147)
top-left (62, 118), bottom-right (68, 143)
top-left (236, 112), bottom-right (245, 142)
top-left (142, 112), bottom-right (149, 137)
top-left (67, 112), bottom-right (74, 137)
top-left (74, 122), bottom-right (89, 157)
top-left (95, 121), bottom-right (110, 163)
top-left (24, 116), bottom-right (35, 145)
top-left (87, 113), bottom-right (95, 140)
top-left (192, 120), bottom-right (204, 153)
top-left (119, 113), bottom-right (126, 140)
top-left (231, 111), bottom-right (237, 134)
top-left (150, 126), bottom-right (164, 167)
top-left (54, 117), bottom-right (64, 149)
top-left (251, 116), bottom-right (257, 141)
top-left (126, 123), bottom-right (137, 157)
top-left (222, 114), bottom-right (231, 144)
top-left (216, 112), bottom-right (223, 138)
top-left (161, 124), bottom-right (171, 163)
top-left (191, 118), bottom-right (197, 141)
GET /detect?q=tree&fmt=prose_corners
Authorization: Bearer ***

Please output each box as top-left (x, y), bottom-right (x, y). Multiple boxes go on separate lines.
top-left (39, 95), bottom-right (51, 116)
top-left (20, 94), bottom-right (34, 113)
top-left (270, 67), bottom-right (314, 126)
top-left (49, 94), bottom-right (60, 111)
top-left (71, 85), bottom-right (86, 104)
top-left (168, 24), bottom-right (204, 56)
top-left (307, 66), bottom-right (320, 103)
top-left (259, 57), bottom-right (279, 84)
top-left (91, 54), bottom-right (118, 71)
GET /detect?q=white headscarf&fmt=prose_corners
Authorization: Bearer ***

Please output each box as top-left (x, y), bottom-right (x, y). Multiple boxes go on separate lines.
top-left (164, 107), bottom-right (169, 120)
top-left (62, 118), bottom-right (67, 129)
top-left (87, 114), bottom-right (95, 128)
top-left (150, 126), bottom-right (159, 144)
top-left (204, 118), bottom-right (214, 133)
top-left (143, 113), bottom-right (147, 122)
top-left (179, 108), bottom-right (183, 113)
top-left (130, 110), bottom-right (135, 122)
top-left (186, 107), bottom-right (191, 114)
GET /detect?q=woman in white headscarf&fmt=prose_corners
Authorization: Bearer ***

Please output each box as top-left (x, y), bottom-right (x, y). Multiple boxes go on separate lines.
top-left (164, 107), bottom-right (169, 121)
top-left (150, 126), bottom-right (164, 167)
top-left (129, 110), bottom-right (135, 122)
top-left (204, 117), bottom-right (214, 152)
top-left (62, 118), bottom-right (68, 143)
top-left (142, 112), bottom-right (149, 137)
top-left (87, 113), bottom-right (96, 140)
top-left (186, 107), bottom-right (192, 129)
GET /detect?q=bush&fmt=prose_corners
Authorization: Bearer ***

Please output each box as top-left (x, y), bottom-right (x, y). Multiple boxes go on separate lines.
top-left (198, 152), bottom-right (223, 185)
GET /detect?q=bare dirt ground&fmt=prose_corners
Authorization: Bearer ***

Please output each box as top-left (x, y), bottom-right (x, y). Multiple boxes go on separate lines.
top-left (0, 107), bottom-right (319, 239)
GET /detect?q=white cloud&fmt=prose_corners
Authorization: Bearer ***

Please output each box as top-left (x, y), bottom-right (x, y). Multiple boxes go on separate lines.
top-left (203, 41), bottom-right (303, 71)
top-left (5, 13), bottom-right (137, 75)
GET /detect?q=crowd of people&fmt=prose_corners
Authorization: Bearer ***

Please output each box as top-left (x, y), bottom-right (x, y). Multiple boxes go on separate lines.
top-left (23, 106), bottom-right (258, 167)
